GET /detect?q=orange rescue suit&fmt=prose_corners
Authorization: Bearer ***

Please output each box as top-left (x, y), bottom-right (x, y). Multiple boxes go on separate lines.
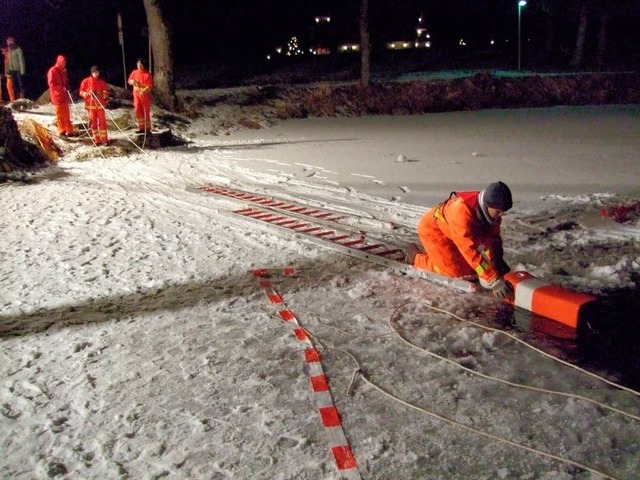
top-left (47, 55), bottom-right (73, 135)
top-left (128, 67), bottom-right (153, 131)
top-left (414, 191), bottom-right (504, 284)
top-left (79, 76), bottom-right (109, 144)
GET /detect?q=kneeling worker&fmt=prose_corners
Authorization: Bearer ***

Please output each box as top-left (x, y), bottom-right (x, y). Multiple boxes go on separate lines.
top-left (408, 181), bottom-right (514, 299)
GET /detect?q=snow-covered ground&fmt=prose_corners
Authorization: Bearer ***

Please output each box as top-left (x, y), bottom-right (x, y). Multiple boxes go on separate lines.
top-left (1, 101), bottom-right (639, 479)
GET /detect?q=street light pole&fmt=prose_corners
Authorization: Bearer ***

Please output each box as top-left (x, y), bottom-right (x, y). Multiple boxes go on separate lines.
top-left (518, 0), bottom-right (527, 70)
top-left (117, 13), bottom-right (127, 88)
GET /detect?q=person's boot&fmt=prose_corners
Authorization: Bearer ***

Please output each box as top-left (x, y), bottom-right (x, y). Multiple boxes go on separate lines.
top-left (406, 243), bottom-right (420, 265)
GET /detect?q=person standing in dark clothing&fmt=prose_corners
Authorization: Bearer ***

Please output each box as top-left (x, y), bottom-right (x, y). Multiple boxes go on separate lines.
top-left (5, 37), bottom-right (25, 99)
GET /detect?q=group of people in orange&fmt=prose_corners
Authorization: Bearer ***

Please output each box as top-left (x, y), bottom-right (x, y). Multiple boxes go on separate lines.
top-left (46, 55), bottom-right (154, 145)
top-left (46, 56), bottom-right (112, 145)
top-left (0, 35), bottom-right (154, 146)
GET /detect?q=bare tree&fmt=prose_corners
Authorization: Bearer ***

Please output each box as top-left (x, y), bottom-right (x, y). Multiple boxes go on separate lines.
top-left (359, 0), bottom-right (371, 87)
top-left (570, 2), bottom-right (589, 67)
top-left (595, 7), bottom-right (609, 67)
top-left (141, 0), bottom-right (178, 111)
top-left (538, 0), bottom-right (559, 62)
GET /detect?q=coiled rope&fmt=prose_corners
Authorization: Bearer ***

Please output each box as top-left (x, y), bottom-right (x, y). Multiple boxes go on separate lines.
top-left (357, 374), bottom-right (618, 480)
top-left (391, 301), bottom-right (640, 403)
top-left (286, 301), bottom-right (639, 480)
top-left (388, 301), bottom-right (640, 421)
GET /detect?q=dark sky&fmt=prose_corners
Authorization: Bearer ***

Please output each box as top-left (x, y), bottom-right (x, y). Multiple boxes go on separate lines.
top-left (1, 0), bottom-right (356, 90)
top-left (1, 0), bottom-right (639, 94)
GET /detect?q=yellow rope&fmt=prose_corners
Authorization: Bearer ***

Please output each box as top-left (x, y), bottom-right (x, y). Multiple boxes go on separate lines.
top-left (265, 289), bottom-right (629, 479)
top-left (389, 301), bottom-right (640, 421)
top-left (308, 304), bottom-right (639, 420)
top-left (305, 316), bottom-right (622, 479)
top-left (358, 373), bottom-right (618, 480)
top-left (400, 301), bottom-right (640, 394)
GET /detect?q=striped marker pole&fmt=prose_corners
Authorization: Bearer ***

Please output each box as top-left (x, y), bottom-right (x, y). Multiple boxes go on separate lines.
top-left (504, 271), bottom-right (597, 329)
top-left (253, 268), bottom-right (361, 479)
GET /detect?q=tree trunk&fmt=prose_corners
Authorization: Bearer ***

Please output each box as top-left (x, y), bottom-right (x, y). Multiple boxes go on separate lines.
top-left (359, 0), bottom-right (371, 88)
top-left (544, 10), bottom-right (555, 59)
top-left (595, 10), bottom-right (609, 68)
top-left (570, 4), bottom-right (588, 67)
top-left (541, 0), bottom-right (557, 62)
top-left (141, 0), bottom-right (178, 111)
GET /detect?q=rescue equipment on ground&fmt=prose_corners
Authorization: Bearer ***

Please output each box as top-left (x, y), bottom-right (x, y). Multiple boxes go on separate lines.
top-left (504, 271), bottom-right (597, 330)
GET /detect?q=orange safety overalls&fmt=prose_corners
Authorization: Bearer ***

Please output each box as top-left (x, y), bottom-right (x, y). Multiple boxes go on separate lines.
top-left (414, 191), bottom-right (504, 284)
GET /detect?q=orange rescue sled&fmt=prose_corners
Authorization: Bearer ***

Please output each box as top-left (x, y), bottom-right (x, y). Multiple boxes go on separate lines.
top-left (504, 271), bottom-right (597, 329)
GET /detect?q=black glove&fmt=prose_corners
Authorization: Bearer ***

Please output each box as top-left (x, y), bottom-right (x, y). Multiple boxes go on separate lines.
top-left (489, 278), bottom-right (513, 300)
top-left (496, 258), bottom-right (511, 276)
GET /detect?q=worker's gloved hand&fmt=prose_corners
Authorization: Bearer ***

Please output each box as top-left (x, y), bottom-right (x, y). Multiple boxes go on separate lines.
top-left (491, 278), bottom-right (513, 300)
top-left (481, 276), bottom-right (513, 300)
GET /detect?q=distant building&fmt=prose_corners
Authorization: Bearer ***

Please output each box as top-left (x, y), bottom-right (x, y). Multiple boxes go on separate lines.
top-left (386, 41), bottom-right (412, 50)
top-left (312, 47), bottom-right (331, 56)
top-left (310, 15), bottom-right (333, 55)
top-left (385, 13), bottom-right (432, 50)
top-left (338, 43), bottom-right (360, 53)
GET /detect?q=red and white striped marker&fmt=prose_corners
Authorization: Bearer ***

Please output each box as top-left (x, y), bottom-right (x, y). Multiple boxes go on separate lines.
top-left (504, 271), bottom-right (597, 329)
top-left (253, 268), bottom-right (361, 479)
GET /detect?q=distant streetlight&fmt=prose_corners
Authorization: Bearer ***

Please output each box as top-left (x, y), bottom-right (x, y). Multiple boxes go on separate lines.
top-left (518, 0), bottom-right (527, 70)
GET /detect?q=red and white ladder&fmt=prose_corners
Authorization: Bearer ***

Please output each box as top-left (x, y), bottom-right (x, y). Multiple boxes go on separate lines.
top-left (200, 185), bottom-right (476, 293)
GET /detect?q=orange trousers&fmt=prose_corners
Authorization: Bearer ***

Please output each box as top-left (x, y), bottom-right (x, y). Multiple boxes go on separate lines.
top-left (133, 94), bottom-right (152, 131)
top-left (2, 76), bottom-right (15, 102)
top-left (54, 103), bottom-right (74, 135)
top-left (88, 108), bottom-right (108, 143)
top-left (414, 208), bottom-right (476, 278)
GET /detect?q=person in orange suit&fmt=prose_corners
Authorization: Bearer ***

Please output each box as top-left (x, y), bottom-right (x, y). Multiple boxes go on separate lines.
top-left (47, 55), bottom-right (75, 138)
top-left (79, 66), bottom-right (109, 145)
top-left (127, 58), bottom-right (153, 133)
top-left (408, 181), bottom-right (514, 299)
top-left (1, 47), bottom-right (15, 103)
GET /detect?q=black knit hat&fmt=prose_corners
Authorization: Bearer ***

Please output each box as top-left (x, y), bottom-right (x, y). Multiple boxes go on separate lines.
top-left (483, 181), bottom-right (513, 211)
top-left (90, 65), bottom-right (99, 73)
